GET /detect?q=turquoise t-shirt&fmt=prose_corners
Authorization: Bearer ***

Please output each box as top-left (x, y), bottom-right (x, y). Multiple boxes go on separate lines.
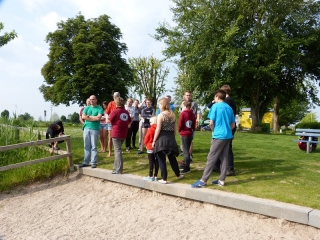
top-left (208, 102), bottom-right (235, 139)
top-left (83, 105), bottom-right (104, 131)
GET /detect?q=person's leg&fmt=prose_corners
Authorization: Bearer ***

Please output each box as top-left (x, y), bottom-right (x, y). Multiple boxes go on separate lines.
top-left (147, 153), bottom-right (154, 177)
top-left (153, 153), bottom-right (159, 178)
top-left (102, 128), bottom-right (108, 152)
top-left (138, 120), bottom-right (143, 147)
top-left (201, 139), bottom-right (228, 183)
top-left (99, 127), bottom-right (104, 152)
top-left (167, 152), bottom-right (182, 177)
top-left (181, 136), bottom-right (192, 170)
top-left (126, 126), bottom-right (133, 150)
top-left (112, 138), bottom-right (124, 173)
top-left (139, 127), bottom-right (147, 152)
top-left (218, 139), bottom-right (231, 183)
top-left (90, 129), bottom-right (99, 166)
top-left (83, 128), bottom-right (91, 165)
top-left (131, 121), bottom-right (139, 148)
top-left (225, 139), bottom-right (235, 176)
top-left (156, 151), bottom-right (168, 181)
top-left (107, 124), bottom-right (112, 157)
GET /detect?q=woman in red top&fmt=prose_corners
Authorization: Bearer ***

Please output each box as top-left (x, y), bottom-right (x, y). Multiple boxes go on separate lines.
top-left (106, 97), bottom-right (131, 174)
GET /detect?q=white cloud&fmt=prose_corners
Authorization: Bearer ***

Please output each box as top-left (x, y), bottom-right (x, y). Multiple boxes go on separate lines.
top-left (40, 11), bottom-right (65, 32)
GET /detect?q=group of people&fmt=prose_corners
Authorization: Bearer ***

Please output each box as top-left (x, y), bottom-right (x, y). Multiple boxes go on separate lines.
top-left (47, 85), bottom-right (237, 187)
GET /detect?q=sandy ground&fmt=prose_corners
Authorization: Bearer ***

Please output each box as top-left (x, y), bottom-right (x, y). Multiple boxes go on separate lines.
top-left (0, 172), bottom-right (319, 240)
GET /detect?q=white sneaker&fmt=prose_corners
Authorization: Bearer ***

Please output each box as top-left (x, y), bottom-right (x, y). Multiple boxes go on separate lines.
top-left (143, 176), bottom-right (153, 181)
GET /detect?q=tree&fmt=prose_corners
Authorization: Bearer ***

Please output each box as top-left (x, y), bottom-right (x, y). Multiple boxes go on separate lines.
top-left (128, 56), bottom-right (169, 107)
top-left (50, 113), bottom-right (59, 122)
top-left (18, 113), bottom-right (34, 121)
top-left (155, 0), bottom-right (320, 129)
top-left (60, 115), bottom-right (67, 122)
top-left (300, 112), bottom-right (318, 123)
top-left (1, 109), bottom-right (9, 118)
top-left (40, 13), bottom-right (133, 106)
top-left (0, 22), bottom-right (17, 47)
top-left (70, 112), bottom-right (80, 124)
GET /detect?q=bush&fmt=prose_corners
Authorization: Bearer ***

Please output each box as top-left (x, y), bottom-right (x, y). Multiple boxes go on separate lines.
top-left (295, 122), bottom-right (320, 129)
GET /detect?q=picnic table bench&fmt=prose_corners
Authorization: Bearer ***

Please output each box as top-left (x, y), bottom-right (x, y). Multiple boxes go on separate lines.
top-left (293, 128), bottom-right (320, 153)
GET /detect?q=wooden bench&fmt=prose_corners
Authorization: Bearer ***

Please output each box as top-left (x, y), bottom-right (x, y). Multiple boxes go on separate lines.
top-left (293, 128), bottom-right (320, 153)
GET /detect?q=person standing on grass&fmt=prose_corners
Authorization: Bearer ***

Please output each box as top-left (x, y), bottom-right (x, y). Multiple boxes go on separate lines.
top-left (152, 98), bottom-right (184, 184)
top-left (130, 99), bottom-right (140, 149)
top-left (106, 97), bottom-right (131, 174)
top-left (178, 100), bottom-right (196, 174)
top-left (79, 98), bottom-right (91, 125)
top-left (191, 90), bottom-right (235, 188)
top-left (143, 116), bottom-right (159, 181)
top-left (125, 98), bottom-right (135, 152)
top-left (99, 101), bottom-right (108, 153)
top-left (207, 84), bottom-right (237, 176)
top-left (179, 91), bottom-right (198, 159)
top-left (138, 98), bottom-right (155, 154)
top-left (105, 92), bottom-right (120, 157)
top-left (79, 95), bottom-right (104, 168)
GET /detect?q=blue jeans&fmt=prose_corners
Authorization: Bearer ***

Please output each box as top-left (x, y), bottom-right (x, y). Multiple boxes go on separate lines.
top-left (83, 128), bottom-right (99, 165)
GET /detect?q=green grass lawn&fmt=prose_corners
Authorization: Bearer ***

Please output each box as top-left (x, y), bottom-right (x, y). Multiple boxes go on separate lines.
top-left (61, 127), bottom-right (320, 210)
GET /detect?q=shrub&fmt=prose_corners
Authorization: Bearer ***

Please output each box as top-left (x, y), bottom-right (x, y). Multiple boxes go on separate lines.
top-left (295, 122), bottom-right (320, 129)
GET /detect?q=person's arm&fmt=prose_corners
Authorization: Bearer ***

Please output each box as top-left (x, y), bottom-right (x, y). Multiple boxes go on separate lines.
top-left (152, 114), bottom-right (163, 147)
top-left (178, 112), bottom-right (183, 133)
top-left (231, 122), bottom-right (236, 130)
top-left (210, 120), bottom-right (214, 131)
top-left (207, 101), bottom-right (214, 109)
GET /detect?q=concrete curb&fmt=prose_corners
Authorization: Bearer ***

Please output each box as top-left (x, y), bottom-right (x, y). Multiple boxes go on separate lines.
top-left (77, 166), bottom-right (320, 229)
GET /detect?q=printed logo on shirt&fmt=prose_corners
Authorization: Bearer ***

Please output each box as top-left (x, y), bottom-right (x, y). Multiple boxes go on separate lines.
top-left (185, 120), bottom-right (193, 128)
top-left (120, 113), bottom-right (129, 121)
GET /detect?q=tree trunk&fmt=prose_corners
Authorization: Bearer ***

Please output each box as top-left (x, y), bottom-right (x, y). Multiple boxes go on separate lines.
top-left (273, 96), bottom-right (280, 132)
top-left (250, 105), bottom-right (260, 131)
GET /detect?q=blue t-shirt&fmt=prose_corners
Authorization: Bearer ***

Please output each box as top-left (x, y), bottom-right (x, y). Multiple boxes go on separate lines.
top-left (208, 102), bottom-right (235, 139)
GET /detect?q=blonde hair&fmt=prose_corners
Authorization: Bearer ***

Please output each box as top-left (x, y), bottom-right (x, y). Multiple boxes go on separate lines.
top-left (150, 116), bottom-right (157, 125)
top-left (159, 98), bottom-right (175, 119)
top-left (115, 97), bottom-right (125, 107)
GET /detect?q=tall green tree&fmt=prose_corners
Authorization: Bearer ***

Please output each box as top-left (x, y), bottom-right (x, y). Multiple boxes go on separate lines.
top-left (40, 13), bottom-right (133, 106)
top-left (155, 0), bottom-right (320, 129)
top-left (128, 56), bottom-right (169, 107)
top-left (1, 110), bottom-right (9, 118)
top-left (70, 112), bottom-right (80, 124)
top-left (0, 22), bottom-right (17, 47)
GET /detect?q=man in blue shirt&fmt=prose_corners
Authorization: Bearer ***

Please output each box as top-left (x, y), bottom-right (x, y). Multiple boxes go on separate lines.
top-left (191, 89), bottom-right (235, 188)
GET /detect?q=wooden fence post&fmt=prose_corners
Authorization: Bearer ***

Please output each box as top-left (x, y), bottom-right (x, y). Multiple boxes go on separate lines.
top-left (65, 137), bottom-right (74, 172)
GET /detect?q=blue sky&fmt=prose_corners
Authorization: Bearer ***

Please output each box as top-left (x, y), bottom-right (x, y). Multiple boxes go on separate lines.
top-left (0, 0), bottom-right (176, 120)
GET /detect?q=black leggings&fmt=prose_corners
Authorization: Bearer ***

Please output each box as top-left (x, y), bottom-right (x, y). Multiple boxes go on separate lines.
top-left (131, 121), bottom-right (139, 147)
top-left (125, 126), bottom-right (133, 148)
top-left (147, 153), bottom-right (159, 177)
top-left (156, 151), bottom-right (181, 181)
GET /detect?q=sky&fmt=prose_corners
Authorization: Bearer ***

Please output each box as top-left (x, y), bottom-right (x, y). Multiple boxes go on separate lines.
top-left (1, 0), bottom-right (320, 122)
top-left (0, 0), bottom-right (176, 121)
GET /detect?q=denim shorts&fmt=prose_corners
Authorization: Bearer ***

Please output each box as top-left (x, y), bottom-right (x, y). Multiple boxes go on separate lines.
top-left (100, 124), bottom-right (108, 130)
top-left (106, 123), bottom-right (112, 130)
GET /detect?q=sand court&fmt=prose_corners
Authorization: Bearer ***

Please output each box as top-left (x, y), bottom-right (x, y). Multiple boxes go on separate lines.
top-left (0, 172), bottom-right (319, 240)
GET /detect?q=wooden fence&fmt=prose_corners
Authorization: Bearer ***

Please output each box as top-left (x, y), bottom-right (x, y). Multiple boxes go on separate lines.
top-left (0, 133), bottom-right (74, 172)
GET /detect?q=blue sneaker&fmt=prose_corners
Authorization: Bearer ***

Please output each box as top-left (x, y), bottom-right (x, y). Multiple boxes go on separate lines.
top-left (211, 179), bottom-right (224, 187)
top-left (143, 176), bottom-right (153, 181)
top-left (191, 180), bottom-right (206, 188)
